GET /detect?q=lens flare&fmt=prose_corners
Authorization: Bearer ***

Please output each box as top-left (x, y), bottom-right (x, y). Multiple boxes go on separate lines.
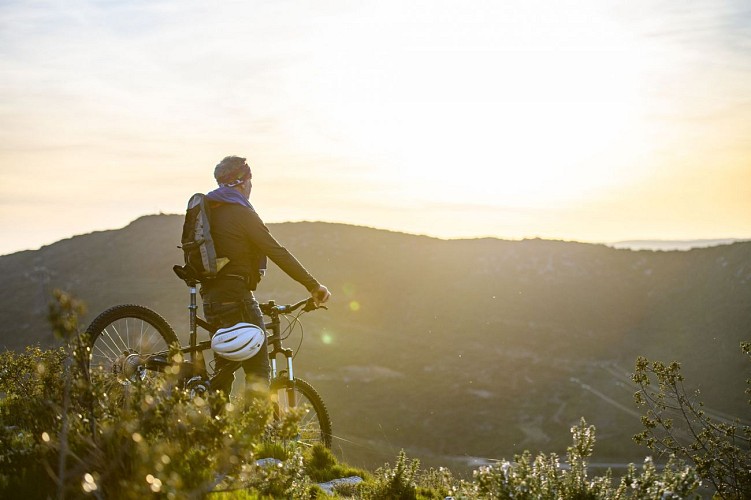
top-left (342, 283), bottom-right (356, 297)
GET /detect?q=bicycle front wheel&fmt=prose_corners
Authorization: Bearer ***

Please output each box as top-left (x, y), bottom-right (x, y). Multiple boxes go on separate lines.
top-left (83, 304), bottom-right (178, 393)
top-left (271, 377), bottom-right (332, 449)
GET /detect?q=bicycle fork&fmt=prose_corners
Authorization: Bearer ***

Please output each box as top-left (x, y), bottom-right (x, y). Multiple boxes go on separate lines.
top-left (268, 309), bottom-right (298, 407)
top-left (270, 347), bottom-right (297, 406)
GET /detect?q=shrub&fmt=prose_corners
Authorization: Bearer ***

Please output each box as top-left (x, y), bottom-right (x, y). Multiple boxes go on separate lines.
top-left (462, 418), bottom-right (700, 500)
top-left (633, 343), bottom-right (751, 499)
top-left (357, 449), bottom-right (420, 499)
top-left (0, 344), bottom-right (278, 498)
top-left (0, 345), bottom-right (68, 496)
top-left (0, 291), bottom-right (287, 499)
top-left (304, 444), bottom-right (368, 484)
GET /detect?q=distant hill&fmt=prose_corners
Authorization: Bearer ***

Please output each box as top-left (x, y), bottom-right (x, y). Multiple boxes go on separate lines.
top-left (610, 238), bottom-right (747, 251)
top-left (2, 215), bottom-right (750, 472)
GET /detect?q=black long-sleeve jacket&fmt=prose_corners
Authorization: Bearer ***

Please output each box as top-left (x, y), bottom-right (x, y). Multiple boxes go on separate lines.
top-left (207, 202), bottom-right (319, 292)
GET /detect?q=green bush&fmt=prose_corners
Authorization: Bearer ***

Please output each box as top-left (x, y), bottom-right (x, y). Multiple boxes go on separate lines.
top-left (633, 342), bottom-right (751, 499)
top-left (0, 291), bottom-right (290, 498)
top-left (462, 419), bottom-right (700, 500)
top-left (358, 449), bottom-right (420, 499)
top-left (0, 343), bottom-right (278, 498)
top-left (304, 444), bottom-right (368, 484)
top-left (0, 345), bottom-right (67, 496)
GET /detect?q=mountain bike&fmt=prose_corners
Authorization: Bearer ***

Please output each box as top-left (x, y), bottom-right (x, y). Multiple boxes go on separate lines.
top-left (81, 265), bottom-right (332, 448)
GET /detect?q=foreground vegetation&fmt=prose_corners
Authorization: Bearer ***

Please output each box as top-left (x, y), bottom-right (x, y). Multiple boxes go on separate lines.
top-left (0, 292), bottom-right (748, 498)
top-left (0, 343), bottom-right (700, 500)
top-left (632, 343), bottom-right (751, 499)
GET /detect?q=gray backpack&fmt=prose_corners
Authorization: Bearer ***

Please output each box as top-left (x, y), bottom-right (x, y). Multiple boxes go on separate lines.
top-left (179, 193), bottom-right (229, 281)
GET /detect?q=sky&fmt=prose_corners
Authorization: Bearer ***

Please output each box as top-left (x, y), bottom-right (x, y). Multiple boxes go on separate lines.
top-left (1, 0), bottom-right (750, 255)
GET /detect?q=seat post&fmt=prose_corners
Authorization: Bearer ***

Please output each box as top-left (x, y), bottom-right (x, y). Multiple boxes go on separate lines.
top-left (188, 284), bottom-right (208, 376)
top-left (172, 265), bottom-right (204, 371)
top-left (189, 285), bottom-right (198, 361)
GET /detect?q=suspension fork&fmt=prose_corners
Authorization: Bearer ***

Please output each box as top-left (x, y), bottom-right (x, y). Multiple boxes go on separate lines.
top-left (267, 305), bottom-right (282, 378)
top-left (284, 348), bottom-right (295, 381)
top-left (267, 309), bottom-right (297, 406)
top-left (270, 350), bottom-right (297, 403)
top-left (282, 347), bottom-right (296, 406)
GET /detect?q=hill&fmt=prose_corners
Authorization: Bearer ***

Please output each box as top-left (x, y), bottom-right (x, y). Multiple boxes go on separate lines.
top-left (610, 238), bottom-right (747, 251)
top-left (1, 215), bottom-right (749, 472)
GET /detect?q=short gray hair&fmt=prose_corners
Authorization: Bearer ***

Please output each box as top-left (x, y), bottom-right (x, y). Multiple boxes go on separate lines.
top-left (214, 156), bottom-right (251, 186)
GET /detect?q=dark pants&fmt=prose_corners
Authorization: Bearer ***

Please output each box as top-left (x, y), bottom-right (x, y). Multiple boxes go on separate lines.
top-left (201, 280), bottom-right (270, 397)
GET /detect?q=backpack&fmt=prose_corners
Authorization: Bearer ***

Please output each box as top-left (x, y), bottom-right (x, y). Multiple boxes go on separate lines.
top-left (180, 193), bottom-right (229, 281)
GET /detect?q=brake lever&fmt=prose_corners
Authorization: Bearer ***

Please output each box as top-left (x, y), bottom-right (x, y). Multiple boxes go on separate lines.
top-left (303, 300), bottom-right (328, 312)
top-left (303, 300), bottom-right (317, 312)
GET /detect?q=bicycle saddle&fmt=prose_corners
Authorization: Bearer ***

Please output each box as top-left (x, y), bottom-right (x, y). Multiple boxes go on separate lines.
top-left (173, 264), bottom-right (200, 286)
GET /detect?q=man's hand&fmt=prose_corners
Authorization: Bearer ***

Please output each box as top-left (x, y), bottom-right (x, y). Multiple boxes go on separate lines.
top-left (311, 284), bottom-right (331, 306)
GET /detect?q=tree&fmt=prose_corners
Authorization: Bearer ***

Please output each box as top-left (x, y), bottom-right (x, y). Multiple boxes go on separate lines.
top-left (633, 342), bottom-right (751, 499)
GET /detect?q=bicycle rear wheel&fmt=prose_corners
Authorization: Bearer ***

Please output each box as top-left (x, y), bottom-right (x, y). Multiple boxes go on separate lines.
top-left (83, 304), bottom-right (178, 396)
top-left (271, 377), bottom-right (332, 449)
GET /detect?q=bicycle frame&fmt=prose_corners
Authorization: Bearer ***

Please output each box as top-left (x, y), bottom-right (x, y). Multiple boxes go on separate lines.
top-left (164, 282), bottom-right (307, 394)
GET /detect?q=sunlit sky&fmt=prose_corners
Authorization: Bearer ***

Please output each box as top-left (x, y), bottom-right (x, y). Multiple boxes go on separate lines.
top-left (1, 0), bottom-right (749, 255)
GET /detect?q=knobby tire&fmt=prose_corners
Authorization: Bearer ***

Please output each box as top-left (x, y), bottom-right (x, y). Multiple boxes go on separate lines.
top-left (271, 376), bottom-right (333, 449)
top-left (82, 304), bottom-right (178, 395)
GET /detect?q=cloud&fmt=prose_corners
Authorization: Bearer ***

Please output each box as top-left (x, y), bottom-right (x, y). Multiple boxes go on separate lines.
top-left (621, 0), bottom-right (751, 103)
top-left (0, 1), bottom-right (310, 148)
top-left (0, 0), bottom-right (749, 254)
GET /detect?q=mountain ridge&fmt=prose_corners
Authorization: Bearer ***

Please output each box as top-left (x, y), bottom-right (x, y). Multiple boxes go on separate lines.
top-left (4, 213), bottom-right (745, 258)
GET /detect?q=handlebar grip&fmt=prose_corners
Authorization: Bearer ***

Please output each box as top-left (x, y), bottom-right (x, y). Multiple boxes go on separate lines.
top-left (260, 297), bottom-right (324, 316)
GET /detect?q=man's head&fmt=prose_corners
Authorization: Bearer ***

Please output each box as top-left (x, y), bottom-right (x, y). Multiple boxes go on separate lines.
top-left (214, 156), bottom-right (252, 187)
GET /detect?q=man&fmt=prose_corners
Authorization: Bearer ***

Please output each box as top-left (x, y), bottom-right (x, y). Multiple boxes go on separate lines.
top-left (201, 155), bottom-right (330, 397)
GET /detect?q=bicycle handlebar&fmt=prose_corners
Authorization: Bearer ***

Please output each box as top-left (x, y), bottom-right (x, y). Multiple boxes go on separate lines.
top-left (260, 297), bottom-right (326, 316)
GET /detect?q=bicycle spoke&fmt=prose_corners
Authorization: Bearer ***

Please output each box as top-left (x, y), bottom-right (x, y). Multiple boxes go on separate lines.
top-left (90, 332), bottom-right (120, 367)
top-left (136, 322), bottom-right (162, 352)
top-left (105, 322), bottom-right (131, 353)
top-left (91, 342), bottom-right (117, 365)
top-left (82, 305), bottom-right (178, 408)
top-left (111, 318), bottom-right (161, 355)
top-left (271, 381), bottom-right (329, 447)
top-left (130, 318), bottom-right (155, 352)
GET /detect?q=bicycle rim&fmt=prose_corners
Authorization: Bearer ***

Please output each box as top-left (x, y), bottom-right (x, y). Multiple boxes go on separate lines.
top-left (271, 377), bottom-right (332, 449)
top-left (84, 305), bottom-right (178, 395)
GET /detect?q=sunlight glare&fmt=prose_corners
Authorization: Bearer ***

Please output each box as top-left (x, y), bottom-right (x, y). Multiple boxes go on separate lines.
top-left (293, 0), bottom-right (649, 208)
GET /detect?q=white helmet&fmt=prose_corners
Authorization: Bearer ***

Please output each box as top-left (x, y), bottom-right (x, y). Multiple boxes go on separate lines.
top-left (211, 322), bottom-right (265, 361)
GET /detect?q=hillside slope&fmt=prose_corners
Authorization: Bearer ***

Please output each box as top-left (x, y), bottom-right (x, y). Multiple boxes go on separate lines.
top-left (2, 215), bottom-right (749, 470)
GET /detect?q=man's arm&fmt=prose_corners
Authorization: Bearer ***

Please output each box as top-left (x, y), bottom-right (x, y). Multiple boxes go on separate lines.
top-left (242, 209), bottom-right (328, 303)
